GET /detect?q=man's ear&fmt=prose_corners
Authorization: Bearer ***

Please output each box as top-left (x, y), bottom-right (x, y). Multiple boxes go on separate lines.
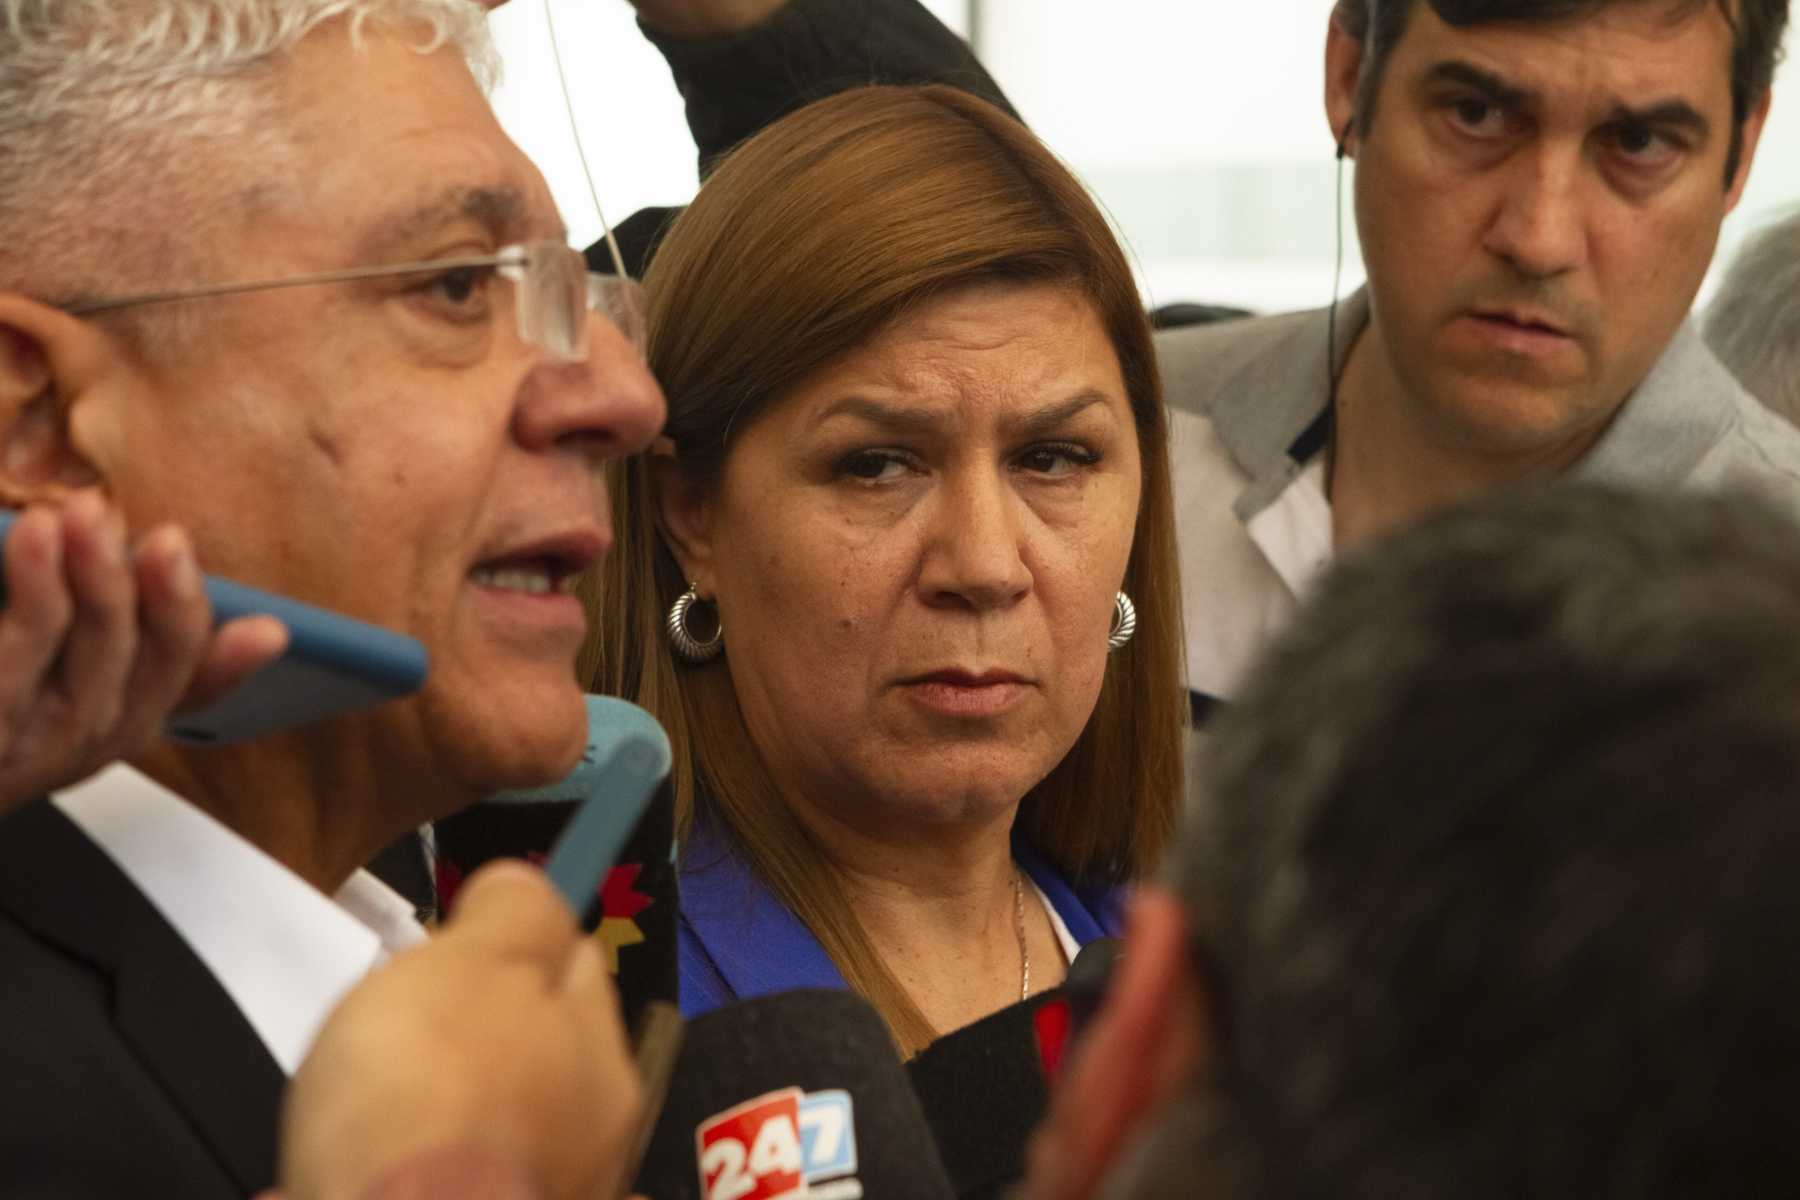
top-left (1023, 887), bottom-right (1214, 1200)
top-left (1724, 87), bottom-right (1774, 214)
top-left (1324, 11), bottom-right (1366, 159)
top-left (645, 436), bottom-right (717, 592)
top-left (0, 296), bottom-right (110, 505)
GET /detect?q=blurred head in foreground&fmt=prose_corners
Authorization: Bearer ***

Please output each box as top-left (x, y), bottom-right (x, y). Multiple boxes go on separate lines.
top-left (1033, 484), bottom-right (1800, 1200)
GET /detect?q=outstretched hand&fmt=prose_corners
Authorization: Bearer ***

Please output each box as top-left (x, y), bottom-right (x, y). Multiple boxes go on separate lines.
top-left (0, 491), bottom-right (285, 812)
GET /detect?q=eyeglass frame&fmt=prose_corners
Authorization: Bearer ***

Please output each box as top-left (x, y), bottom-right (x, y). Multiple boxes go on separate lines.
top-left (61, 239), bottom-right (645, 364)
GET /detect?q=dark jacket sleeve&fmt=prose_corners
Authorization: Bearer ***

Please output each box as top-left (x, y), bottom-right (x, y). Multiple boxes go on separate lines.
top-left (644, 0), bottom-right (1017, 177)
top-left (598, 0), bottom-right (1018, 277)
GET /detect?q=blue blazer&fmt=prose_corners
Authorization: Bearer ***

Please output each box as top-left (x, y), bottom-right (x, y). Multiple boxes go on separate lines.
top-left (676, 816), bottom-right (1128, 1017)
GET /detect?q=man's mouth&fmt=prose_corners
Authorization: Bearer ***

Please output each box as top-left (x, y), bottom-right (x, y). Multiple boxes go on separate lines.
top-left (1470, 308), bottom-right (1572, 338)
top-left (469, 558), bottom-right (579, 596)
top-left (469, 531), bottom-right (606, 598)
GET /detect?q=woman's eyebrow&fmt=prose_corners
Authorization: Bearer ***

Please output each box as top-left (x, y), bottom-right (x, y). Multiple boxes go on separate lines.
top-left (810, 390), bottom-right (1112, 438)
top-left (811, 396), bottom-right (945, 435)
top-left (1008, 391), bottom-right (1111, 439)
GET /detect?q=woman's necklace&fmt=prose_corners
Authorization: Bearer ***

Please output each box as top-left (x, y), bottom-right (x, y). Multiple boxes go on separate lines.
top-left (1013, 867), bottom-right (1030, 1002)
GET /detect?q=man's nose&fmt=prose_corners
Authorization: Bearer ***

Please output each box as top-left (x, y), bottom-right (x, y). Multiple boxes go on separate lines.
top-left (514, 311), bottom-right (665, 459)
top-left (1481, 145), bottom-right (1590, 280)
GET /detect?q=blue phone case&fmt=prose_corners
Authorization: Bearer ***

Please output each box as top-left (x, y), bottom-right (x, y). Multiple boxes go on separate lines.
top-left (0, 510), bottom-right (430, 745)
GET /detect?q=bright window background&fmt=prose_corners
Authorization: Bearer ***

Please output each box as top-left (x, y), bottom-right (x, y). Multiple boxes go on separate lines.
top-left (484, 0), bottom-right (972, 252)
top-left (491, 1), bottom-right (1799, 316)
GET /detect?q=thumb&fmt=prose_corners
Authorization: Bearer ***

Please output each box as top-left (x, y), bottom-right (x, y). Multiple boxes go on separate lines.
top-left (443, 859), bottom-right (579, 971)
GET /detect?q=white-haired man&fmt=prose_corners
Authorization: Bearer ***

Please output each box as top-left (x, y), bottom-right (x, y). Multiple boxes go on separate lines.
top-left (0, 2), bottom-right (663, 1195)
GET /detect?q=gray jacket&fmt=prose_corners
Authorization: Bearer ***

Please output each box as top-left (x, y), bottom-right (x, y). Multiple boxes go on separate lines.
top-left (1157, 290), bottom-right (1800, 701)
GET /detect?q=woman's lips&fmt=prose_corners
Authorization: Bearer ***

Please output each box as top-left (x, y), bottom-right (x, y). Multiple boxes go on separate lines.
top-left (898, 671), bottom-right (1031, 718)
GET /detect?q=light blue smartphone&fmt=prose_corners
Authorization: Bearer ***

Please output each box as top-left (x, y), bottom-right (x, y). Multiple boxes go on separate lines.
top-left (0, 509), bottom-right (430, 745)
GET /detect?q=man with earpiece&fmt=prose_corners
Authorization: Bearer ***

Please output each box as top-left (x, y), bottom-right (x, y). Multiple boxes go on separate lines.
top-left (1157, 0), bottom-right (1797, 712)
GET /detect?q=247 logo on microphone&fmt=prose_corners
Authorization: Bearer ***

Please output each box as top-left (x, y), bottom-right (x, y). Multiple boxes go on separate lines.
top-left (696, 1088), bottom-right (861, 1200)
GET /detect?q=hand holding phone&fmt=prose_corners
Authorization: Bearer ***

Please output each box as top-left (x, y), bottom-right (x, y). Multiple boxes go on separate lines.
top-left (0, 497), bottom-right (286, 811)
top-left (0, 500), bottom-right (430, 753)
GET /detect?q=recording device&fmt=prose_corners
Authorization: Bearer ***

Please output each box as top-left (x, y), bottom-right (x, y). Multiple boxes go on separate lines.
top-left (634, 990), bottom-right (957, 1200)
top-left (435, 694), bottom-right (679, 1027)
top-left (1064, 937), bottom-right (1123, 1034)
top-left (0, 508), bottom-right (429, 744)
top-left (906, 990), bottom-right (1071, 1200)
top-left (533, 697), bottom-right (672, 915)
top-left (448, 696), bottom-right (681, 1200)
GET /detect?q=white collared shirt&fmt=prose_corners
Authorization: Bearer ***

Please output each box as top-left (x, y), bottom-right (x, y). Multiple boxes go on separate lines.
top-left (53, 764), bottom-right (427, 1075)
top-left (1169, 405), bottom-right (1328, 700)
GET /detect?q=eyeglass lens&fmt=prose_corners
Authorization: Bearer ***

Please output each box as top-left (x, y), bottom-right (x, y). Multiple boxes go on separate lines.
top-left (514, 242), bottom-right (647, 363)
top-left (516, 242), bottom-right (588, 363)
top-left (589, 275), bottom-right (647, 357)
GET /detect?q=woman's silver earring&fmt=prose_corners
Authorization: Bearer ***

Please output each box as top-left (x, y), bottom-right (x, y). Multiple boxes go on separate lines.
top-left (667, 583), bottom-right (724, 665)
top-left (1108, 591), bottom-right (1137, 653)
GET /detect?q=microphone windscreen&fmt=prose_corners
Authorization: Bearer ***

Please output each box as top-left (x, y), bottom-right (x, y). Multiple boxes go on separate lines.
top-left (1064, 937), bottom-right (1123, 1036)
top-left (485, 694), bottom-right (674, 806)
top-left (434, 695), bottom-right (677, 1028)
top-left (906, 992), bottom-right (1066, 1200)
top-left (635, 989), bottom-right (956, 1200)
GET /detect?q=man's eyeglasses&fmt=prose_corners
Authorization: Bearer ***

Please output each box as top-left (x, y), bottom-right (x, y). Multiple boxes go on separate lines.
top-left (66, 240), bottom-right (644, 363)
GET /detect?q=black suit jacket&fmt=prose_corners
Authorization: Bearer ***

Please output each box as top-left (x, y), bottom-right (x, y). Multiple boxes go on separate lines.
top-left (0, 799), bottom-right (284, 1198)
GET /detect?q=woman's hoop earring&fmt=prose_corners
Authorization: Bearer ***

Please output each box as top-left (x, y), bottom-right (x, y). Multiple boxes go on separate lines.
top-left (1107, 591), bottom-right (1137, 653)
top-left (667, 584), bottom-right (724, 665)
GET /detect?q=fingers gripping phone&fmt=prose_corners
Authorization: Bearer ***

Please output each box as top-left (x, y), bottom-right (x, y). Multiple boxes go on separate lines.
top-left (0, 509), bottom-right (430, 745)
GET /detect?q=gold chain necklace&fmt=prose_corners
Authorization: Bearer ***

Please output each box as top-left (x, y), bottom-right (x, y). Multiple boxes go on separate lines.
top-left (1012, 867), bottom-right (1030, 1002)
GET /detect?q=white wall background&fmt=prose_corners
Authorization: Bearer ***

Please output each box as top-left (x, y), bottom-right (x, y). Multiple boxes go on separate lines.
top-left (489, 1), bottom-right (1800, 316)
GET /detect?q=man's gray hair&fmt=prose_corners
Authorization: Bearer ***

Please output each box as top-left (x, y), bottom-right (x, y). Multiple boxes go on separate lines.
top-left (1, 0), bottom-right (497, 304)
top-left (1706, 207), bottom-right (1800, 427)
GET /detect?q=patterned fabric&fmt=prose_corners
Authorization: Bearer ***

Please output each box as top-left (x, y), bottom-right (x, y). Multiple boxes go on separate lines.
top-left (433, 781), bottom-right (678, 1031)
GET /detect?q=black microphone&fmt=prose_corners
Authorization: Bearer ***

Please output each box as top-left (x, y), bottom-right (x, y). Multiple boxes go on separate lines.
top-left (906, 990), bottom-right (1071, 1200)
top-left (1065, 937), bottom-right (1123, 1034)
top-left (433, 695), bottom-right (678, 1029)
top-left (634, 990), bottom-right (956, 1200)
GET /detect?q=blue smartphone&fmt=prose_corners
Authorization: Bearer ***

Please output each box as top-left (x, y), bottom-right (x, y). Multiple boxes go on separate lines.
top-left (0, 509), bottom-right (430, 745)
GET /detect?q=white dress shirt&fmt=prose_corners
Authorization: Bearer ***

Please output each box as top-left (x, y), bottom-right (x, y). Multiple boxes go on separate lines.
top-left (54, 763), bottom-right (426, 1075)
